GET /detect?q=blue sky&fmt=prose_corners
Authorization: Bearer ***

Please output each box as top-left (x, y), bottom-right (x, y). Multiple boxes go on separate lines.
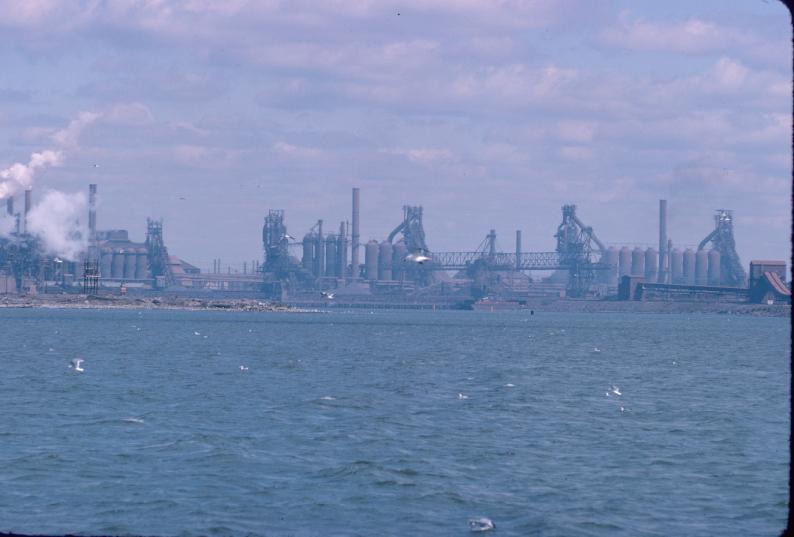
top-left (0, 0), bottom-right (789, 270)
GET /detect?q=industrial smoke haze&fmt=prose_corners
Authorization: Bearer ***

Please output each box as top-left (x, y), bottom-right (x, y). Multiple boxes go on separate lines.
top-left (0, 150), bottom-right (62, 199)
top-left (0, 110), bottom-right (99, 201)
top-left (27, 190), bottom-right (88, 261)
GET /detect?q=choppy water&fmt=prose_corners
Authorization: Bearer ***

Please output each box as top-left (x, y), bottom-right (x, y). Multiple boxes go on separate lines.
top-left (0, 308), bottom-right (789, 536)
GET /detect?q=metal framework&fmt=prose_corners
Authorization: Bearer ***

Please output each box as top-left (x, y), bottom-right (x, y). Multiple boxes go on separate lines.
top-left (429, 251), bottom-right (563, 270)
top-left (145, 218), bottom-right (174, 287)
top-left (82, 260), bottom-right (100, 294)
top-left (697, 209), bottom-right (747, 287)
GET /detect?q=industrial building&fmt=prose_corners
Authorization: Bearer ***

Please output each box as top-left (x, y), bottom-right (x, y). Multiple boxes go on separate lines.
top-left (0, 182), bottom-right (788, 307)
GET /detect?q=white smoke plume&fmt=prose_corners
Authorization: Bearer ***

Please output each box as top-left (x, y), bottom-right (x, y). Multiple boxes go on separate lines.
top-left (0, 110), bottom-right (100, 201)
top-left (0, 150), bottom-right (63, 199)
top-left (27, 190), bottom-right (88, 261)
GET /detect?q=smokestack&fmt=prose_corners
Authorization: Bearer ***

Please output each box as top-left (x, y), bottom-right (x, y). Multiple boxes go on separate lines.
top-left (351, 187), bottom-right (360, 280)
top-left (658, 199), bottom-right (667, 283)
top-left (515, 230), bottom-right (522, 270)
top-left (24, 189), bottom-right (31, 234)
top-left (6, 196), bottom-right (12, 217)
top-left (89, 184), bottom-right (97, 241)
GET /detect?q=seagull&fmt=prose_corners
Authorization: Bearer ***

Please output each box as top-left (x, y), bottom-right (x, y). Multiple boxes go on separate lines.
top-left (468, 517), bottom-right (494, 532)
top-left (592, 347), bottom-right (601, 353)
top-left (458, 393), bottom-right (468, 400)
top-left (69, 358), bottom-right (84, 372)
top-left (53, 257), bottom-right (63, 264)
top-left (194, 331), bottom-right (201, 336)
top-left (404, 250), bottom-right (431, 265)
top-left (611, 385), bottom-right (622, 396)
top-left (283, 234), bottom-right (295, 240)
top-left (239, 365), bottom-right (249, 371)
top-left (321, 291), bottom-right (335, 299)
top-left (91, 163), bottom-right (100, 168)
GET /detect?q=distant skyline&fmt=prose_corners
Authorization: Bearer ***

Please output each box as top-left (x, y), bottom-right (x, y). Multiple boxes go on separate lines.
top-left (0, 0), bottom-right (789, 271)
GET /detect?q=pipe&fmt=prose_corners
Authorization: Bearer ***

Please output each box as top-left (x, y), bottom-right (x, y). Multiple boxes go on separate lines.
top-left (515, 230), bottom-right (521, 270)
top-left (351, 187), bottom-right (360, 279)
top-left (657, 200), bottom-right (667, 283)
top-left (572, 214), bottom-right (605, 253)
top-left (89, 184), bottom-right (97, 240)
top-left (24, 189), bottom-right (31, 234)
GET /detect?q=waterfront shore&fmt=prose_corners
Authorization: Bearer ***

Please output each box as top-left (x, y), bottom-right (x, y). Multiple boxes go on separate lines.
top-left (0, 294), bottom-right (788, 316)
top-left (0, 294), bottom-right (296, 312)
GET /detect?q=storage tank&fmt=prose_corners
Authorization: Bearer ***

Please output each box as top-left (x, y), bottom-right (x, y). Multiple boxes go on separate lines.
top-left (365, 240), bottom-right (379, 281)
top-left (644, 248), bottom-right (658, 281)
top-left (135, 248), bottom-right (149, 280)
top-left (670, 248), bottom-right (683, 284)
top-left (324, 234), bottom-right (337, 277)
top-left (302, 233), bottom-right (314, 273)
top-left (336, 234), bottom-right (347, 278)
top-left (631, 247), bottom-right (645, 277)
top-left (111, 248), bottom-right (125, 279)
top-left (100, 246), bottom-right (113, 279)
top-left (392, 242), bottom-right (408, 281)
top-left (599, 246), bottom-right (619, 285)
top-left (618, 246), bottom-right (631, 277)
top-left (378, 241), bottom-right (393, 281)
top-left (695, 249), bottom-right (708, 285)
top-left (683, 248), bottom-right (696, 285)
top-left (124, 249), bottom-right (137, 279)
top-left (707, 249), bottom-right (721, 285)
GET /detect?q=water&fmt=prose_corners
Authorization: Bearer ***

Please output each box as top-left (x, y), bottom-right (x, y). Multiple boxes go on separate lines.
top-left (1, 308), bottom-right (789, 536)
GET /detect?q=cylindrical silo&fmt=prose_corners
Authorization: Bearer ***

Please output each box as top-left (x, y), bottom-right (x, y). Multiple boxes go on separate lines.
top-left (619, 246), bottom-right (631, 277)
top-left (631, 247), bottom-right (645, 277)
top-left (670, 248), bottom-right (683, 284)
top-left (365, 240), bottom-right (379, 281)
top-left (707, 249), bottom-right (721, 286)
top-left (135, 248), bottom-right (148, 280)
top-left (124, 249), bottom-right (137, 279)
top-left (644, 247), bottom-right (658, 281)
top-left (111, 248), bottom-right (125, 279)
top-left (392, 242), bottom-right (408, 281)
top-left (100, 246), bottom-right (113, 279)
top-left (336, 234), bottom-right (347, 278)
top-left (600, 246), bottom-right (619, 285)
top-left (683, 248), bottom-right (696, 285)
top-left (695, 249), bottom-right (708, 285)
top-left (378, 241), bottom-right (393, 281)
top-left (324, 234), bottom-right (337, 277)
top-left (302, 233), bottom-right (314, 273)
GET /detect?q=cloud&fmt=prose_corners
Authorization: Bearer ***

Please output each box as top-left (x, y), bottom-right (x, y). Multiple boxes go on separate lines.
top-left (382, 147), bottom-right (455, 164)
top-left (272, 142), bottom-right (322, 159)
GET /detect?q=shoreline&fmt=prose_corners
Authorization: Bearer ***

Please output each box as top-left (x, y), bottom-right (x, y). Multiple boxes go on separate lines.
top-left (0, 294), bottom-right (789, 317)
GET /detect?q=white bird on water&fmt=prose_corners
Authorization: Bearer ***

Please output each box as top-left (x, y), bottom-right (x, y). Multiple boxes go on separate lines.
top-left (239, 365), bottom-right (249, 371)
top-left (468, 517), bottom-right (495, 532)
top-left (458, 393), bottom-right (469, 400)
top-left (611, 385), bottom-right (622, 396)
top-left (69, 358), bottom-right (84, 372)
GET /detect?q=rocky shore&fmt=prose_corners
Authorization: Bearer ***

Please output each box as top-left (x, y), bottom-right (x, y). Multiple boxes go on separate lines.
top-left (0, 294), bottom-right (296, 312)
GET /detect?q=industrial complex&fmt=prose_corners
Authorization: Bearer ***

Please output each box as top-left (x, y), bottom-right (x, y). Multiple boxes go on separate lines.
top-left (0, 184), bottom-right (790, 308)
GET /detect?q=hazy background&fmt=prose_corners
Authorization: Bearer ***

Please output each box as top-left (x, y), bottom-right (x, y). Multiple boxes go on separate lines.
top-left (0, 0), bottom-right (789, 270)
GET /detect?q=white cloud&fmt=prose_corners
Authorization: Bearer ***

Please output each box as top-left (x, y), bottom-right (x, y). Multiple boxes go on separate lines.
top-left (272, 142), bottom-right (322, 159)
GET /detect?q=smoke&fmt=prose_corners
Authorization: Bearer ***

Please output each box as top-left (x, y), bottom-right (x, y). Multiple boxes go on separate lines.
top-left (0, 110), bottom-right (100, 201)
top-left (27, 190), bottom-right (88, 261)
top-left (0, 150), bottom-right (63, 199)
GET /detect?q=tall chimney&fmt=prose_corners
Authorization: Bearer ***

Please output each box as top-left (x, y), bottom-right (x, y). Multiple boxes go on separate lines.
top-left (658, 199), bottom-right (667, 283)
top-left (89, 184), bottom-right (97, 241)
top-left (515, 230), bottom-right (522, 270)
top-left (6, 196), bottom-right (12, 217)
top-left (24, 189), bottom-right (31, 234)
top-left (351, 187), bottom-right (360, 280)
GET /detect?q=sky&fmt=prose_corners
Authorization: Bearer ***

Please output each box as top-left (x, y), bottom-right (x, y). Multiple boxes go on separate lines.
top-left (0, 0), bottom-right (790, 271)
